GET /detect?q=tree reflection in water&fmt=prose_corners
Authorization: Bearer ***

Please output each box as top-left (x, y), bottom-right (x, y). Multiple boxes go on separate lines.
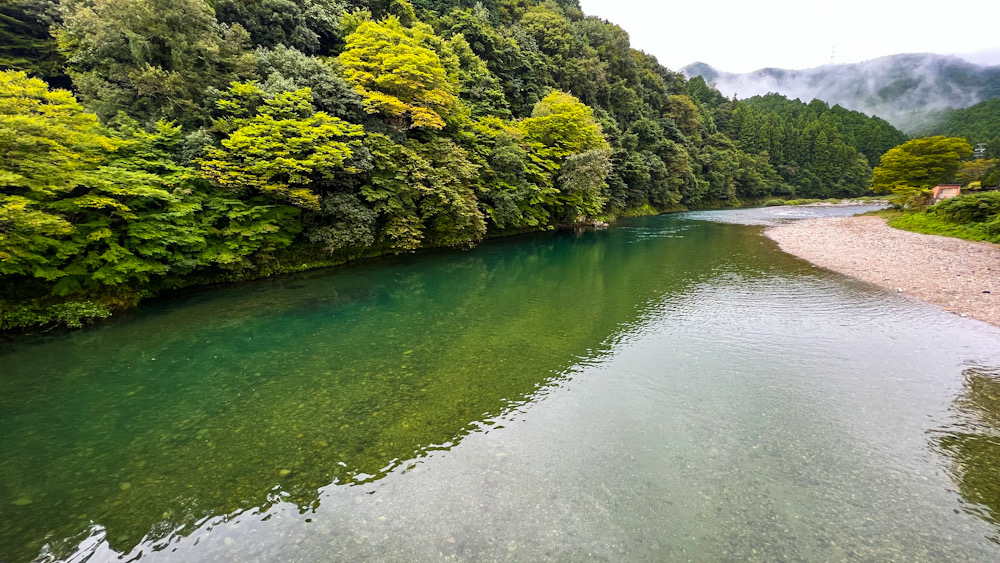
top-left (934, 366), bottom-right (1000, 544)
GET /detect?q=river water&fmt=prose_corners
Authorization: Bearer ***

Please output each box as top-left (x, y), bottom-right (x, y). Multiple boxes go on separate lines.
top-left (2, 206), bottom-right (999, 562)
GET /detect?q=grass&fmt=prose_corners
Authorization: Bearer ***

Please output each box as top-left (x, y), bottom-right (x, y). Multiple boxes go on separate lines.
top-left (871, 194), bottom-right (1000, 245)
top-left (887, 213), bottom-right (998, 243)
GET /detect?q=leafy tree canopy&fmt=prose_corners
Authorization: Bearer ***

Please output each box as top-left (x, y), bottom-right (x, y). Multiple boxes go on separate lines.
top-left (199, 83), bottom-right (367, 210)
top-left (338, 15), bottom-right (458, 129)
top-left (870, 136), bottom-right (973, 197)
top-left (215, 0), bottom-right (346, 55)
top-left (520, 90), bottom-right (607, 158)
top-left (57, 0), bottom-right (257, 128)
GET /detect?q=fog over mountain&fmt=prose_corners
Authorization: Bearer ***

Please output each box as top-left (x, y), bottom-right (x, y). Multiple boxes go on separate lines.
top-left (683, 54), bottom-right (1000, 134)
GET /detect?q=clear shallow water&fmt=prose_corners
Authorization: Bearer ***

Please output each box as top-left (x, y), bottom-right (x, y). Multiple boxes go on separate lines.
top-left (685, 203), bottom-right (890, 225)
top-left (2, 209), bottom-right (999, 562)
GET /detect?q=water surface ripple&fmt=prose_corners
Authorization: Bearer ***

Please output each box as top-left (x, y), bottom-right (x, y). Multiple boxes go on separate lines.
top-left (1, 207), bottom-right (999, 561)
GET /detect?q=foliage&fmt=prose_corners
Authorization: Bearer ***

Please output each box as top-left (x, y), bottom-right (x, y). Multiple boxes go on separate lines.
top-left (0, 299), bottom-right (112, 330)
top-left (929, 191), bottom-right (1000, 227)
top-left (922, 98), bottom-right (1000, 157)
top-left (215, 0), bottom-right (346, 55)
top-left (870, 136), bottom-right (973, 203)
top-left (888, 209), bottom-right (1000, 245)
top-left (955, 158), bottom-right (999, 187)
top-left (0, 71), bottom-right (304, 306)
top-left (520, 91), bottom-right (606, 157)
top-left (56, 0), bottom-right (257, 128)
top-left (0, 70), bottom-right (114, 281)
top-left (0, 0), bottom-right (69, 88)
top-left (360, 133), bottom-right (485, 249)
top-left (720, 94), bottom-right (904, 198)
top-left (255, 45), bottom-right (365, 122)
top-left (339, 15), bottom-right (458, 129)
top-left (557, 148), bottom-right (611, 219)
top-left (882, 192), bottom-right (1000, 245)
top-left (199, 83), bottom-right (366, 210)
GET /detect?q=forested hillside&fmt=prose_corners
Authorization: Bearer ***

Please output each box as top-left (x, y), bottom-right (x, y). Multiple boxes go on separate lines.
top-left (0, 0), bottom-right (905, 329)
top-left (922, 98), bottom-right (1000, 157)
top-left (683, 54), bottom-right (1000, 134)
top-left (711, 92), bottom-right (907, 198)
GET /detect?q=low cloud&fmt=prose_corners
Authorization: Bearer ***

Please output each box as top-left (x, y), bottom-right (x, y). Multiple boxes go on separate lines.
top-left (684, 54), bottom-right (1000, 134)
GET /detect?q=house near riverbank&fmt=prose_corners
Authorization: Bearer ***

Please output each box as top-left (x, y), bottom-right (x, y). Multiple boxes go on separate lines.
top-left (931, 184), bottom-right (961, 204)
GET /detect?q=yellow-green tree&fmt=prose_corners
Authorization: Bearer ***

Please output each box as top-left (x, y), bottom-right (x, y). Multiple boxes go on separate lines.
top-left (519, 91), bottom-right (610, 220)
top-left (338, 16), bottom-right (458, 130)
top-left (520, 91), bottom-right (607, 158)
top-left (199, 84), bottom-right (366, 210)
top-left (0, 71), bottom-right (288, 291)
top-left (1, 70), bottom-right (114, 280)
top-left (870, 136), bottom-right (973, 203)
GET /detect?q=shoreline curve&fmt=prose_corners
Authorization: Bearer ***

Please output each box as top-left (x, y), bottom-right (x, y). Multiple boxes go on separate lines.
top-left (766, 215), bottom-right (1000, 327)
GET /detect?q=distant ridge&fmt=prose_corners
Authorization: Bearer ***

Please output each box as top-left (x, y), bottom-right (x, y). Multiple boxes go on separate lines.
top-left (682, 54), bottom-right (1000, 133)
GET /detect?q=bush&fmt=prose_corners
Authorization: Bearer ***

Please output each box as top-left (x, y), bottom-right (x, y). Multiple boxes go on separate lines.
top-left (0, 301), bottom-right (113, 330)
top-left (889, 192), bottom-right (1000, 244)
top-left (929, 192), bottom-right (1000, 224)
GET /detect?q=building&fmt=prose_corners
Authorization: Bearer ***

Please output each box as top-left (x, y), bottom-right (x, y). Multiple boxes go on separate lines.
top-left (974, 143), bottom-right (988, 159)
top-left (931, 184), bottom-right (961, 204)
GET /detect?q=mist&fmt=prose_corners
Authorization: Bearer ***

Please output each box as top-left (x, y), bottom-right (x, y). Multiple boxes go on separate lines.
top-left (683, 54), bottom-right (1000, 134)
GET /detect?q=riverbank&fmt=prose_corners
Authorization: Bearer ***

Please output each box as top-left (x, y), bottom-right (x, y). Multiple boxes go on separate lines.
top-left (766, 216), bottom-right (1000, 327)
top-left (0, 199), bottom-right (713, 334)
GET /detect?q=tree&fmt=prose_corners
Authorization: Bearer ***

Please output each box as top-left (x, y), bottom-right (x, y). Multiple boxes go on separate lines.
top-left (0, 0), bottom-right (69, 88)
top-left (360, 133), bottom-right (485, 250)
top-left (557, 148), bottom-right (611, 219)
top-left (255, 45), bottom-right (364, 121)
top-left (955, 158), bottom-right (999, 186)
top-left (199, 84), bottom-right (367, 210)
top-left (870, 136), bottom-right (974, 202)
top-left (0, 71), bottom-right (300, 294)
top-left (338, 15), bottom-right (458, 129)
top-left (520, 90), bottom-right (606, 158)
top-left (0, 70), bottom-right (111, 280)
top-left (519, 91), bottom-right (610, 220)
top-left (56, 0), bottom-right (257, 128)
top-left (215, 0), bottom-right (345, 55)
top-left (447, 34), bottom-right (510, 118)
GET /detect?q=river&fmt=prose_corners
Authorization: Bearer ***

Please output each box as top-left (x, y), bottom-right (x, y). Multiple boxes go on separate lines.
top-left (2, 206), bottom-right (999, 561)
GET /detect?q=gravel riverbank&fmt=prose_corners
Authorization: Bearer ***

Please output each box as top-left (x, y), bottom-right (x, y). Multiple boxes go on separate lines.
top-left (766, 215), bottom-right (1000, 327)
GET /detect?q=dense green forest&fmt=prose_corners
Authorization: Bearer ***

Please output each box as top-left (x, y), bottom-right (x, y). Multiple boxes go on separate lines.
top-left (913, 98), bottom-right (1000, 188)
top-left (709, 92), bottom-right (907, 198)
top-left (0, 0), bottom-right (906, 329)
top-left (923, 98), bottom-right (1000, 153)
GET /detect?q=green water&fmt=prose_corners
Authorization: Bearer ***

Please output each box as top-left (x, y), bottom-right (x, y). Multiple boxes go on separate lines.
top-left (2, 209), bottom-right (1000, 561)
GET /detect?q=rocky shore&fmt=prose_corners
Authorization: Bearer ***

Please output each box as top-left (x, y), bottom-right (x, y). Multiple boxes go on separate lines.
top-left (766, 215), bottom-right (1000, 327)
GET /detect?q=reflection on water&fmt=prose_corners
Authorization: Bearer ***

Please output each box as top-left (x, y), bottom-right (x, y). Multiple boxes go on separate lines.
top-left (0, 219), bottom-right (773, 562)
top-left (1, 209), bottom-right (999, 562)
top-left (934, 366), bottom-right (1000, 543)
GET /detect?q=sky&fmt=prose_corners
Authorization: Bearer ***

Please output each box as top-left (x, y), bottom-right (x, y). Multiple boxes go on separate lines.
top-left (577, 0), bottom-right (1000, 72)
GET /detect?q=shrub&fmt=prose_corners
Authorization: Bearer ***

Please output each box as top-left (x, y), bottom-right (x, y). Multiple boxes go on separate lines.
top-left (929, 192), bottom-right (1000, 224)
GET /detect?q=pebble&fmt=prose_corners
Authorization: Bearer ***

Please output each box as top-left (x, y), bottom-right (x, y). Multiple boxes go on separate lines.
top-left (768, 216), bottom-right (999, 327)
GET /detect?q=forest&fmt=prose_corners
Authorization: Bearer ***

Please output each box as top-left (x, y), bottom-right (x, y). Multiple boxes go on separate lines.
top-left (0, 0), bottom-right (907, 329)
top-left (923, 99), bottom-right (1000, 151)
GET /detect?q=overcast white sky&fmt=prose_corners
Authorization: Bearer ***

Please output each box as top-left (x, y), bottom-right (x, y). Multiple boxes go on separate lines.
top-left (577, 0), bottom-right (1000, 72)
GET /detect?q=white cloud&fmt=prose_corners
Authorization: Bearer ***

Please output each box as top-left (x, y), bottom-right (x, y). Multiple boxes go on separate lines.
top-left (577, 0), bottom-right (1000, 72)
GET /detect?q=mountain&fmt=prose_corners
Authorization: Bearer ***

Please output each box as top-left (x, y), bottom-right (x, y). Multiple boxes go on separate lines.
top-left (919, 98), bottom-right (1000, 156)
top-left (682, 54), bottom-right (1000, 133)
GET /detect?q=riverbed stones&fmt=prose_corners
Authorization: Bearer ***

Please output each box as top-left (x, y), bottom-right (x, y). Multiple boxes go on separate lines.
top-left (767, 215), bottom-right (1000, 327)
